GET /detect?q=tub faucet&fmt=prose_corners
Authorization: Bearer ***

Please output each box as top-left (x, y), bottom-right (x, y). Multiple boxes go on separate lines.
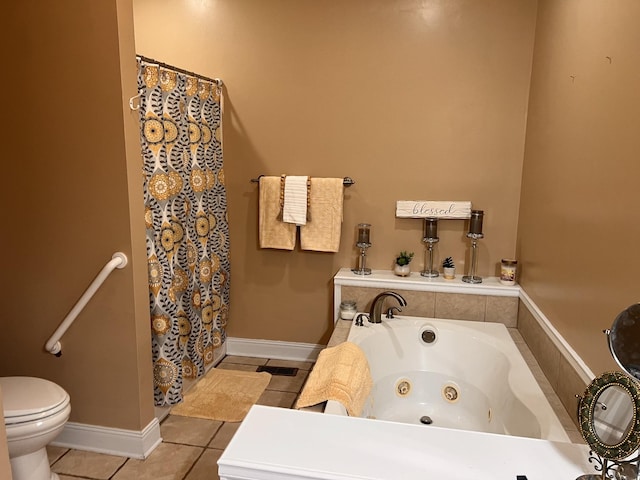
top-left (369, 291), bottom-right (407, 323)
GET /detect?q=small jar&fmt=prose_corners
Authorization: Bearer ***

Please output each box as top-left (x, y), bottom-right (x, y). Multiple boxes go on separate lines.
top-left (500, 259), bottom-right (518, 285)
top-left (339, 300), bottom-right (357, 320)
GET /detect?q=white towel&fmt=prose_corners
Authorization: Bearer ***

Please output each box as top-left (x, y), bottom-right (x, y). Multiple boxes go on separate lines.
top-left (282, 176), bottom-right (309, 226)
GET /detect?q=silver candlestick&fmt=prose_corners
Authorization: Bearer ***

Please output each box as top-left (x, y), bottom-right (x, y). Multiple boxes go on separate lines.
top-left (421, 218), bottom-right (439, 278)
top-left (462, 210), bottom-right (485, 284)
top-left (352, 223), bottom-right (372, 275)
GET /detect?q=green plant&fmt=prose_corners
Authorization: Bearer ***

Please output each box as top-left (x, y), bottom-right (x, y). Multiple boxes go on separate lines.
top-left (442, 256), bottom-right (455, 269)
top-left (396, 251), bottom-right (414, 266)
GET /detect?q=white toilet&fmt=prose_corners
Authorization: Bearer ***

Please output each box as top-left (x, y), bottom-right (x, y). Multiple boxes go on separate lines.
top-left (0, 376), bottom-right (71, 480)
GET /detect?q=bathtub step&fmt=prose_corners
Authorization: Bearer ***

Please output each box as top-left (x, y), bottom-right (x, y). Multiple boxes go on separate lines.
top-left (256, 366), bottom-right (299, 376)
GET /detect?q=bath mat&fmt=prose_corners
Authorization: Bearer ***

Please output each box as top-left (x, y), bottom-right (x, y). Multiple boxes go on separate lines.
top-left (171, 368), bottom-right (271, 422)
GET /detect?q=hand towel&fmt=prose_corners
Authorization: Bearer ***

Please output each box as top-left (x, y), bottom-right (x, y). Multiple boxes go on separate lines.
top-left (259, 176), bottom-right (296, 250)
top-left (282, 175), bottom-right (309, 226)
top-left (295, 341), bottom-right (373, 417)
top-left (300, 177), bottom-right (344, 252)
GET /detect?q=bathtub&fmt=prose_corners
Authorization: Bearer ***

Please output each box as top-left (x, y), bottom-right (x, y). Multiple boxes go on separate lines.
top-left (324, 315), bottom-right (570, 442)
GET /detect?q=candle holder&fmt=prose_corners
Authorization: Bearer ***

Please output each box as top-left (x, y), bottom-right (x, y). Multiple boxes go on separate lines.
top-left (352, 223), bottom-right (372, 275)
top-left (462, 210), bottom-right (484, 284)
top-left (421, 218), bottom-right (439, 278)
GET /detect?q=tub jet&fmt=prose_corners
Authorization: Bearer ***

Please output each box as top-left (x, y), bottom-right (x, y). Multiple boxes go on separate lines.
top-left (420, 416), bottom-right (433, 425)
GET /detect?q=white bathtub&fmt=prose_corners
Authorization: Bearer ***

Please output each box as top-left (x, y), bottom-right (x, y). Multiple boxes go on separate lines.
top-left (324, 315), bottom-right (570, 442)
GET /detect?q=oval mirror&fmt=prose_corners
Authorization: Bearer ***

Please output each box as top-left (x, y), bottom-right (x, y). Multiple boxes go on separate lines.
top-left (578, 371), bottom-right (640, 461)
top-left (607, 303), bottom-right (640, 381)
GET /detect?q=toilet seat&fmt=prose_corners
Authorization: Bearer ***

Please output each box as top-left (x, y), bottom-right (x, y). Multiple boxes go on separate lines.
top-left (0, 376), bottom-right (70, 426)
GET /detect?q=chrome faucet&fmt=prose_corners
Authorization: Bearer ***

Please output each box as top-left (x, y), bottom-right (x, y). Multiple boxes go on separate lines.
top-left (369, 291), bottom-right (407, 323)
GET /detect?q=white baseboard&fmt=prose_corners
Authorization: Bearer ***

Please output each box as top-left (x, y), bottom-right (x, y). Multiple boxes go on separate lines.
top-left (51, 417), bottom-right (162, 459)
top-left (518, 288), bottom-right (595, 385)
top-left (226, 337), bottom-right (323, 362)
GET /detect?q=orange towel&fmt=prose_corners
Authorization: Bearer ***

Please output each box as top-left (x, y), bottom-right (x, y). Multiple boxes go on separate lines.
top-left (259, 176), bottom-right (296, 250)
top-left (300, 178), bottom-right (344, 252)
top-left (295, 342), bottom-right (373, 416)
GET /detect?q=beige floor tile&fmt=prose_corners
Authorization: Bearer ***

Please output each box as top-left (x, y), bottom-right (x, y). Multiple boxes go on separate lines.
top-left (265, 358), bottom-right (314, 370)
top-left (256, 389), bottom-right (297, 408)
top-left (185, 448), bottom-right (223, 480)
top-left (51, 449), bottom-right (127, 479)
top-left (161, 415), bottom-right (223, 446)
top-left (220, 355), bottom-right (267, 366)
top-left (59, 475), bottom-right (92, 480)
top-left (112, 443), bottom-right (202, 480)
top-left (47, 445), bottom-right (69, 465)
top-left (266, 369), bottom-right (309, 393)
top-left (209, 422), bottom-right (241, 450)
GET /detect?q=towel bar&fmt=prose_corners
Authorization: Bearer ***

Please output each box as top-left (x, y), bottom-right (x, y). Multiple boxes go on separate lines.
top-left (250, 176), bottom-right (355, 186)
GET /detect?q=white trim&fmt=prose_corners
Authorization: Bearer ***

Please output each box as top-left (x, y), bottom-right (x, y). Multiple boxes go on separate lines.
top-left (518, 289), bottom-right (595, 384)
top-left (51, 417), bottom-right (162, 459)
top-left (226, 337), bottom-right (323, 362)
top-left (334, 268), bottom-right (520, 297)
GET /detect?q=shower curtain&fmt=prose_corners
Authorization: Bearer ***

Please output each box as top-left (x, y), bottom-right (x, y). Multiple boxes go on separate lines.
top-left (137, 58), bottom-right (230, 406)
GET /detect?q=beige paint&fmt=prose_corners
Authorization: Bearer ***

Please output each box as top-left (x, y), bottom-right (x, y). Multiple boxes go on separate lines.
top-left (518, 0), bottom-right (640, 374)
top-left (1, 0), bottom-right (154, 430)
top-left (133, 0), bottom-right (537, 345)
top-left (0, 388), bottom-right (11, 479)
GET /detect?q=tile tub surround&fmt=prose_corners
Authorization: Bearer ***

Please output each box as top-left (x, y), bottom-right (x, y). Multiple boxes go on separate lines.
top-left (333, 268), bottom-right (593, 433)
top-left (334, 269), bottom-right (520, 327)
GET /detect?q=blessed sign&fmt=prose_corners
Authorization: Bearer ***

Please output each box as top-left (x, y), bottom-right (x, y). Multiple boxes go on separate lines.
top-left (396, 201), bottom-right (472, 219)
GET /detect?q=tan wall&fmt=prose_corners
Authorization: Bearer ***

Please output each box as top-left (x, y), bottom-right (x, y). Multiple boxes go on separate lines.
top-left (133, 0), bottom-right (538, 345)
top-left (1, 0), bottom-right (154, 430)
top-left (0, 388), bottom-right (11, 480)
top-left (518, 0), bottom-right (640, 374)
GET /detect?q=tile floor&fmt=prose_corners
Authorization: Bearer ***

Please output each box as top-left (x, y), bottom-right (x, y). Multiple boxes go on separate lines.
top-left (46, 356), bottom-right (313, 480)
top-left (45, 337), bottom-right (582, 479)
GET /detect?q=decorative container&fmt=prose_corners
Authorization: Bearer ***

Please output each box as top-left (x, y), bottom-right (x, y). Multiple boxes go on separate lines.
top-left (500, 259), bottom-right (517, 285)
top-left (339, 300), bottom-right (357, 320)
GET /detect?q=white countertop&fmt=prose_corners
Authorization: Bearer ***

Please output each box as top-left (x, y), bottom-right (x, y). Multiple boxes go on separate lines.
top-left (218, 405), bottom-right (594, 480)
top-left (334, 268), bottom-right (520, 297)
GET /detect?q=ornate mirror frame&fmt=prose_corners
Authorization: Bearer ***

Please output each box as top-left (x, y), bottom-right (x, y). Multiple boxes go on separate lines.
top-left (578, 371), bottom-right (640, 461)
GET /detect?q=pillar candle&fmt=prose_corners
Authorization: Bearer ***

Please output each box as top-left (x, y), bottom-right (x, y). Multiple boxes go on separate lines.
top-left (424, 218), bottom-right (438, 240)
top-left (469, 210), bottom-right (484, 235)
top-left (357, 223), bottom-right (371, 244)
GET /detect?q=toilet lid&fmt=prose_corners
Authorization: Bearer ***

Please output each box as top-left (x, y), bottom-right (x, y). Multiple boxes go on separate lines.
top-left (0, 376), bottom-right (70, 424)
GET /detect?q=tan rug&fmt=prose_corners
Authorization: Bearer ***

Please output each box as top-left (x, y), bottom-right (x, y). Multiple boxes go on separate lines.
top-left (171, 368), bottom-right (272, 422)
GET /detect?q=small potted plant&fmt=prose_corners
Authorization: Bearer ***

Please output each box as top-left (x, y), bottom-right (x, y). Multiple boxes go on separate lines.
top-left (394, 251), bottom-right (414, 277)
top-left (442, 256), bottom-right (456, 280)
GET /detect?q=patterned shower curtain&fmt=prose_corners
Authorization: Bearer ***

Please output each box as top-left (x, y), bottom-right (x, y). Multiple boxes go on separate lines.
top-left (137, 59), bottom-right (230, 406)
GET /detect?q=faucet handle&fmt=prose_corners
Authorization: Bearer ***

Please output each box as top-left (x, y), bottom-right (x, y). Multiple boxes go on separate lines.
top-left (386, 307), bottom-right (402, 319)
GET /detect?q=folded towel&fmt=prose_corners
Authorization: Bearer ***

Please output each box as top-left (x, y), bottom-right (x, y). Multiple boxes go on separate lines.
top-left (295, 341), bottom-right (373, 417)
top-left (259, 176), bottom-right (296, 250)
top-left (300, 178), bottom-right (344, 252)
top-left (282, 175), bottom-right (309, 226)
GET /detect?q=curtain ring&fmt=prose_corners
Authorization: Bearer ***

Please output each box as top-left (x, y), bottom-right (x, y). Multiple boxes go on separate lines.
top-left (129, 93), bottom-right (141, 111)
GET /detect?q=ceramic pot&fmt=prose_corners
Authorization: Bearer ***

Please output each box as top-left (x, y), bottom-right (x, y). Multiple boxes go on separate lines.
top-left (394, 264), bottom-right (410, 277)
top-left (443, 267), bottom-right (456, 280)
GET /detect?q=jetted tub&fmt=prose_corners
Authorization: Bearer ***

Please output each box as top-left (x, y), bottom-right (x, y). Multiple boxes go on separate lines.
top-left (324, 316), bottom-right (570, 442)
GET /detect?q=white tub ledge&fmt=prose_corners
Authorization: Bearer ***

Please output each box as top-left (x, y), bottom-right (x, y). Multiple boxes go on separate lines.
top-left (218, 405), bottom-right (593, 480)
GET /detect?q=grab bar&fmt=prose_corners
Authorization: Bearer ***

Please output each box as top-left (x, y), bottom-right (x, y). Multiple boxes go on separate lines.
top-left (45, 252), bottom-right (128, 356)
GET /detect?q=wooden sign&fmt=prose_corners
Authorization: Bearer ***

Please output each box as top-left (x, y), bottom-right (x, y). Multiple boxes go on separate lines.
top-left (396, 201), bottom-right (472, 219)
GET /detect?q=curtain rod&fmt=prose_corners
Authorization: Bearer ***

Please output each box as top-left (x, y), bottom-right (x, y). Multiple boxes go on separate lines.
top-left (136, 54), bottom-right (223, 87)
